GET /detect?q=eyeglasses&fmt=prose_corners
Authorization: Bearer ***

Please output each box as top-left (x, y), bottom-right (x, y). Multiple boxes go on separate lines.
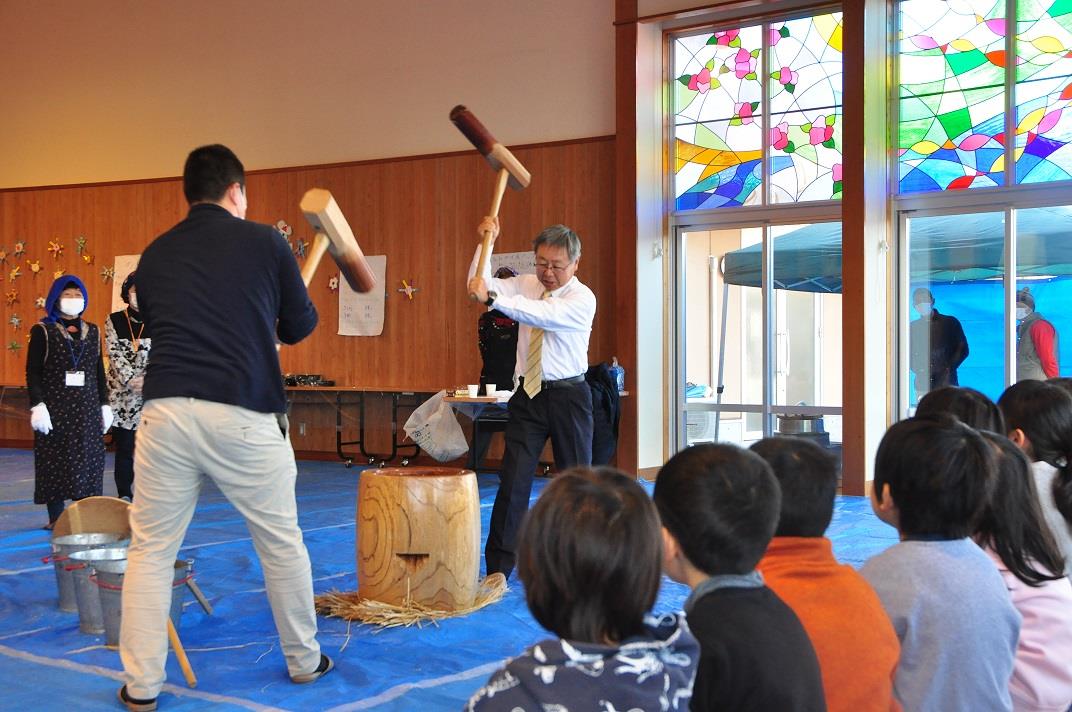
top-left (534, 260), bottom-right (572, 274)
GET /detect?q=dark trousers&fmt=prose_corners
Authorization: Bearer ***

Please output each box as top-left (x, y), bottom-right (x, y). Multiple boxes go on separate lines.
top-left (112, 426), bottom-right (136, 499)
top-left (485, 380), bottom-right (593, 578)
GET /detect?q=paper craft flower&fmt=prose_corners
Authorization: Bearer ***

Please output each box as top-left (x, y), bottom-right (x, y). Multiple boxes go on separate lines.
top-left (35, 296), bottom-right (46, 309)
top-left (276, 220), bottom-right (293, 237)
top-left (9, 266), bottom-right (20, 282)
top-left (82, 253), bottom-right (94, 265)
top-left (9, 314), bottom-right (21, 330)
top-left (53, 270), bottom-right (64, 280)
top-left (101, 266), bottom-right (115, 283)
top-left (13, 241), bottom-right (25, 257)
top-left (47, 241), bottom-right (63, 259)
top-left (328, 274), bottom-right (339, 292)
top-left (76, 236), bottom-right (87, 254)
top-left (294, 239), bottom-right (308, 259)
top-left (0, 248), bottom-right (7, 264)
top-left (7, 340), bottom-right (21, 353)
top-left (5, 289), bottom-right (17, 306)
top-left (26, 259), bottom-right (41, 275)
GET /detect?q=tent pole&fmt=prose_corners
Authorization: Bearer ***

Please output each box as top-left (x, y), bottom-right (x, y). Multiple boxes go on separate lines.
top-left (715, 258), bottom-right (730, 440)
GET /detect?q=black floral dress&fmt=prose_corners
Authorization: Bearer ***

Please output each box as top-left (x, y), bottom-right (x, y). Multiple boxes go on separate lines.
top-left (27, 320), bottom-right (106, 504)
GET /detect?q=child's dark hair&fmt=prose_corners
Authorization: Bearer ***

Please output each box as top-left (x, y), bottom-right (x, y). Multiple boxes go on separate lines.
top-left (975, 431), bottom-right (1066, 586)
top-left (998, 380), bottom-right (1072, 526)
top-left (516, 466), bottom-right (661, 644)
top-left (916, 386), bottom-right (1006, 433)
top-left (874, 414), bottom-right (995, 539)
top-left (653, 443), bottom-right (780, 576)
top-left (1047, 377), bottom-right (1072, 398)
top-left (749, 436), bottom-right (838, 537)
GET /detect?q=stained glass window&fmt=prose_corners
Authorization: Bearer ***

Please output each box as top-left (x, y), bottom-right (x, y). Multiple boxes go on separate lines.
top-left (898, 0), bottom-right (1007, 192)
top-left (769, 13), bottom-right (844, 203)
top-left (672, 13), bottom-right (844, 210)
top-left (898, 0), bottom-right (1072, 193)
top-left (674, 25), bottom-right (764, 209)
top-left (1015, 0), bottom-right (1072, 183)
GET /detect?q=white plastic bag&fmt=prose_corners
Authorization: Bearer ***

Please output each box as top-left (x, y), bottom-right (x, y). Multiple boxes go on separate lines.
top-left (403, 390), bottom-right (469, 462)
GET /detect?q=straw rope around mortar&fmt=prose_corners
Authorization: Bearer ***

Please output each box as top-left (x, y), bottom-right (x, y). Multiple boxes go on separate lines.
top-left (315, 573), bottom-right (508, 628)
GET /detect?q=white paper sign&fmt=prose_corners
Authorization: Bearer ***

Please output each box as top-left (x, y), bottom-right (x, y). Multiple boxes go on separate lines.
top-left (338, 255), bottom-right (387, 336)
top-left (490, 251), bottom-right (536, 277)
top-left (111, 255), bottom-right (140, 312)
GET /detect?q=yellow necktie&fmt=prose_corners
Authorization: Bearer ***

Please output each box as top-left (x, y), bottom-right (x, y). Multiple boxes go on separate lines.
top-left (523, 291), bottom-right (550, 398)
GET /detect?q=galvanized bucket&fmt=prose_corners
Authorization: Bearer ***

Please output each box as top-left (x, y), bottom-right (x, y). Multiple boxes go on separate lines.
top-left (67, 548), bottom-right (128, 634)
top-left (47, 533), bottom-right (129, 612)
top-left (94, 558), bottom-right (192, 647)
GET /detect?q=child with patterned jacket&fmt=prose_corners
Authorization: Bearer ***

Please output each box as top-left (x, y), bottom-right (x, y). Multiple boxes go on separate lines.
top-left (654, 443), bottom-right (826, 712)
top-left (862, 415), bottom-right (1020, 712)
top-left (466, 466), bottom-right (699, 711)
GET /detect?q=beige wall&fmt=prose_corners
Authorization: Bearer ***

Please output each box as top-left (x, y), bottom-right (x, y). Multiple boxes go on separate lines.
top-left (0, 0), bottom-right (614, 188)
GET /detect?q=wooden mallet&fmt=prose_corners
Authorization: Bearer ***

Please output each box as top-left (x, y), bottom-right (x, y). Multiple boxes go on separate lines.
top-left (299, 188), bottom-right (377, 292)
top-left (449, 105), bottom-right (532, 300)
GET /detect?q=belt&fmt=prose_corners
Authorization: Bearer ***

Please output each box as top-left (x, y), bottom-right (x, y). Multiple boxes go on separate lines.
top-left (521, 374), bottom-right (585, 390)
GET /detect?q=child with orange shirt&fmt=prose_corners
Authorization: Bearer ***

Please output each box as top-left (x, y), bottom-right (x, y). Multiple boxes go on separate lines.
top-left (752, 437), bottom-right (900, 712)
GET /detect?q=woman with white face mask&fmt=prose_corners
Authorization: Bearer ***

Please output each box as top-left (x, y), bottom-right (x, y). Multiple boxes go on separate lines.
top-left (105, 271), bottom-right (150, 501)
top-left (25, 275), bottom-right (112, 529)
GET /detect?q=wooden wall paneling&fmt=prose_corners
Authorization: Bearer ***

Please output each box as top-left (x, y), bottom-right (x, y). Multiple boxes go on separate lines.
top-left (0, 137), bottom-right (617, 458)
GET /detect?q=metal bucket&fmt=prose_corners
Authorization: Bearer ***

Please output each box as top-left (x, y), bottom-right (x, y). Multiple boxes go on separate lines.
top-left (48, 533), bottom-right (129, 612)
top-left (776, 414), bottom-right (826, 435)
top-left (95, 558), bottom-right (192, 647)
top-left (67, 548), bottom-right (128, 634)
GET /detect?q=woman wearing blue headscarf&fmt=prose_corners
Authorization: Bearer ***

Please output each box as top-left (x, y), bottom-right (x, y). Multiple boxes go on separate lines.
top-left (26, 275), bottom-right (112, 529)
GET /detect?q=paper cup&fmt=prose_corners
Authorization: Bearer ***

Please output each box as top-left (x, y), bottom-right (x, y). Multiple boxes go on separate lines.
top-left (485, 384), bottom-right (496, 396)
top-left (467, 384), bottom-right (479, 397)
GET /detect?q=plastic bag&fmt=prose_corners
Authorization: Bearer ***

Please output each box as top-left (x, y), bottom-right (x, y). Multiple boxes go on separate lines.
top-left (403, 390), bottom-right (469, 462)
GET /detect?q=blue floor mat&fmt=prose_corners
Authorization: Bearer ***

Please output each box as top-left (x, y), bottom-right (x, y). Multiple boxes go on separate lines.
top-left (0, 450), bottom-right (897, 710)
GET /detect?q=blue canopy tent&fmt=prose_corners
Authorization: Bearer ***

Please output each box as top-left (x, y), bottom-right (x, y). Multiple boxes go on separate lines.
top-left (721, 206), bottom-right (1072, 292)
top-left (715, 205), bottom-right (1072, 402)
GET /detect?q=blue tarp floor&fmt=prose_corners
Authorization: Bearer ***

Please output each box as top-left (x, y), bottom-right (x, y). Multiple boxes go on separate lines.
top-left (0, 449), bottom-right (896, 710)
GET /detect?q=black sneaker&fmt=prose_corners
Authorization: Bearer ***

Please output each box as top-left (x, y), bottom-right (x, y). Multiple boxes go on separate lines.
top-left (117, 685), bottom-right (157, 711)
top-left (291, 654), bottom-right (334, 683)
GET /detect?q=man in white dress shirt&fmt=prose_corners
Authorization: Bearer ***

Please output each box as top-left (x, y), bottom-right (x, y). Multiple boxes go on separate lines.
top-left (467, 216), bottom-right (597, 578)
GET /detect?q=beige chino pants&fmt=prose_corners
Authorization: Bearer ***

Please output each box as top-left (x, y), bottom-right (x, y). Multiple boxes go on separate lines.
top-left (119, 397), bottom-right (321, 699)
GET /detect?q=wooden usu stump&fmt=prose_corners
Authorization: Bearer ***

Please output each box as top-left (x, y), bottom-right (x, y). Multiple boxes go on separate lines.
top-left (357, 467), bottom-right (480, 610)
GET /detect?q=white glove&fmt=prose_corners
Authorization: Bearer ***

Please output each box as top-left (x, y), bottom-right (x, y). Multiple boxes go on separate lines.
top-left (30, 403), bottom-right (53, 435)
top-left (101, 405), bottom-right (114, 433)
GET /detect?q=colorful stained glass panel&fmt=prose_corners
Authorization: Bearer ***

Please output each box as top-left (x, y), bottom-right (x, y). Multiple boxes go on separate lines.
top-left (769, 12), bottom-right (843, 202)
top-left (898, 0), bottom-right (1007, 192)
top-left (769, 13), bottom-right (843, 114)
top-left (770, 110), bottom-right (843, 203)
top-left (675, 25), bottom-right (764, 209)
top-left (675, 119), bottom-right (762, 209)
top-left (1015, 0), bottom-right (1072, 183)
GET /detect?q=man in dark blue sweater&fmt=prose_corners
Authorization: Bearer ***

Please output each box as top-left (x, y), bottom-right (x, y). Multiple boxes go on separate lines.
top-left (117, 145), bottom-right (331, 711)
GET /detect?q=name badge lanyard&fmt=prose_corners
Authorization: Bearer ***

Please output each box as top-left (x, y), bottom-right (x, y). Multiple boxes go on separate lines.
top-left (65, 329), bottom-right (87, 370)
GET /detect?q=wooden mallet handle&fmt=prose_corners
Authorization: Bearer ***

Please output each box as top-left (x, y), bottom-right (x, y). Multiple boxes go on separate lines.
top-left (473, 168), bottom-right (510, 299)
top-left (167, 618), bottom-right (197, 688)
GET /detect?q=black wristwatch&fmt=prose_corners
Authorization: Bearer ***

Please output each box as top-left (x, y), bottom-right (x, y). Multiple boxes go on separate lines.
top-left (484, 291), bottom-right (497, 307)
